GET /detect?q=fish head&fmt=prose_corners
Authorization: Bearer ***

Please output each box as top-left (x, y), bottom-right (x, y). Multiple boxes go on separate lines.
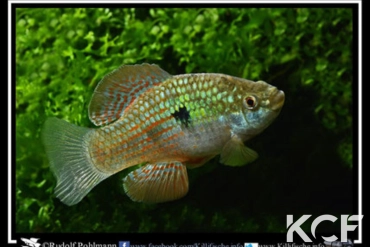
top-left (232, 79), bottom-right (285, 139)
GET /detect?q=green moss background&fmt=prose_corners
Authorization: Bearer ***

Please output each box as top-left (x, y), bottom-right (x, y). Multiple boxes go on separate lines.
top-left (16, 7), bottom-right (354, 233)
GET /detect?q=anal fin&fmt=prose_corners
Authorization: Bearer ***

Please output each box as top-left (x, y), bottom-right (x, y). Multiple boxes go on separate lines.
top-left (123, 162), bottom-right (189, 203)
top-left (184, 155), bottom-right (216, 169)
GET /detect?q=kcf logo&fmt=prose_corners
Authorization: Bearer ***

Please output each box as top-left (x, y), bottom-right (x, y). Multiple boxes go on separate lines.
top-left (286, 214), bottom-right (363, 242)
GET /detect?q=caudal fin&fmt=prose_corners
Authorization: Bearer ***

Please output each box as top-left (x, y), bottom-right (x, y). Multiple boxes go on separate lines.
top-left (42, 117), bottom-right (110, 206)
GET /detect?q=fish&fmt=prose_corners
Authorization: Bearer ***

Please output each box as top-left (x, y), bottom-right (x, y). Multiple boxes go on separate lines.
top-left (42, 63), bottom-right (285, 206)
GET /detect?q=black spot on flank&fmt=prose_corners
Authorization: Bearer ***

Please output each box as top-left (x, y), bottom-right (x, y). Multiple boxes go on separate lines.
top-left (172, 106), bottom-right (191, 127)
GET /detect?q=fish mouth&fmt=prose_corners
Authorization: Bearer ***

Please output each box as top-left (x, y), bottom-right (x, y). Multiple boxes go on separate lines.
top-left (270, 89), bottom-right (285, 111)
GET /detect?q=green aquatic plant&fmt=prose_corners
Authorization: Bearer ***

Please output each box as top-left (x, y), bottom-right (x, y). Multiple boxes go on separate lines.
top-left (15, 7), bottom-right (354, 233)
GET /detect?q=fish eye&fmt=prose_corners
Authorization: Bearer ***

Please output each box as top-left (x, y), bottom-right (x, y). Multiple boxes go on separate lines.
top-left (244, 95), bottom-right (257, 109)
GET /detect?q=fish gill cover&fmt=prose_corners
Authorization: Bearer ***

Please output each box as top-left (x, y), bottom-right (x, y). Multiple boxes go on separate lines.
top-left (16, 8), bottom-right (353, 233)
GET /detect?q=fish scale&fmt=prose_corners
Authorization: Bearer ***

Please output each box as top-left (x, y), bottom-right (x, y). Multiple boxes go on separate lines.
top-left (89, 74), bottom-right (233, 173)
top-left (42, 63), bottom-right (285, 205)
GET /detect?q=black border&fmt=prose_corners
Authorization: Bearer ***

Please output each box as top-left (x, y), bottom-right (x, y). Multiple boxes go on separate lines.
top-left (9, 1), bottom-right (363, 246)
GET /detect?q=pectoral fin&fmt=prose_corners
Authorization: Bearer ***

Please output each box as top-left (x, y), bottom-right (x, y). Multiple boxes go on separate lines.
top-left (123, 162), bottom-right (189, 203)
top-left (220, 136), bottom-right (258, 166)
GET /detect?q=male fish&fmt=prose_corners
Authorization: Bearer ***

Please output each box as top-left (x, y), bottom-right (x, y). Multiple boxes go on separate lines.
top-left (42, 63), bottom-right (285, 206)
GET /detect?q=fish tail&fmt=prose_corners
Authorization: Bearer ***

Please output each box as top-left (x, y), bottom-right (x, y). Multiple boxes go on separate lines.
top-left (42, 117), bottom-right (110, 206)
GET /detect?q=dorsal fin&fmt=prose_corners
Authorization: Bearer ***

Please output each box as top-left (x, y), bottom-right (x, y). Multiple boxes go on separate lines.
top-left (88, 63), bottom-right (172, 126)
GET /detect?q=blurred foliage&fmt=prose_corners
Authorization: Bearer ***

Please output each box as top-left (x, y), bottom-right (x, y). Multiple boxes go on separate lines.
top-left (15, 8), bottom-right (354, 233)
